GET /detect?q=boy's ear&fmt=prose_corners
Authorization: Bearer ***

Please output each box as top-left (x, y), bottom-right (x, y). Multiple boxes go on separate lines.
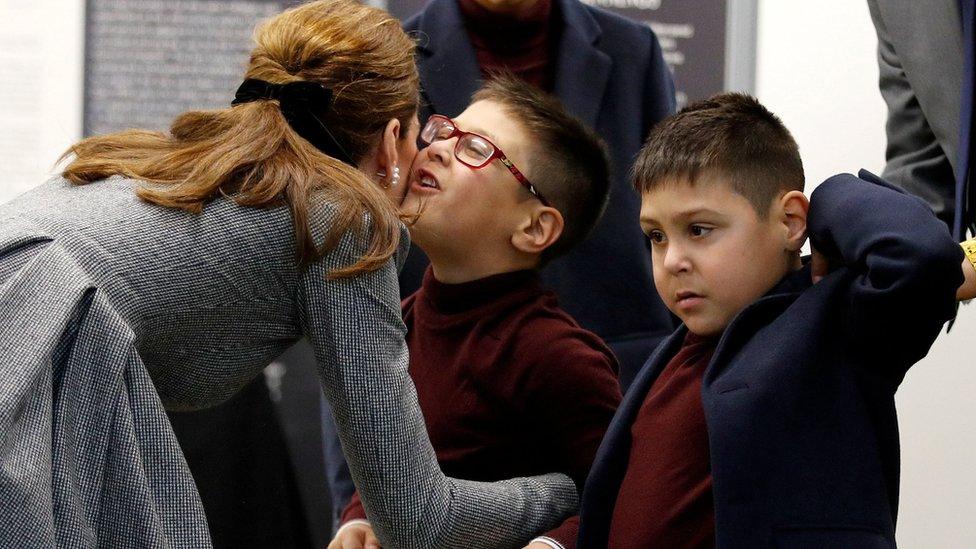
top-left (779, 190), bottom-right (809, 252)
top-left (511, 206), bottom-right (564, 257)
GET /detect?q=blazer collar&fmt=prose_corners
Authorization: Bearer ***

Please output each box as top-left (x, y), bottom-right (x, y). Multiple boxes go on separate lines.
top-left (616, 264), bottom-right (812, 411)
top-left (766, 261), bottom-right (813, 297)
top-left (552, 0), bottom-right (611, 128)
top-left (414, 0), bottom-right (483, 118)
top-left (703, 263), bottom-right (812, 384)
top-left (581, 264), bottom-right (813, 547)
top-left (414, 0), bottom-right (612, 127)
top-left (603, 325), bottom-right (689, 447)
top-left (578, 325), bottom-right (688, 546)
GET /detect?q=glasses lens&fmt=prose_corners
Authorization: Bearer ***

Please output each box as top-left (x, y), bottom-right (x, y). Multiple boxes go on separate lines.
top-left (457, 133), bottom-right (494, 166)
top-left (421, 116), bottom-right (454, 144)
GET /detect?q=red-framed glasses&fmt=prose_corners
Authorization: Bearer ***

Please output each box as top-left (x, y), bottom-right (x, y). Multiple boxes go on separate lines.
top-left (419, 114), bottom-right (550, 206)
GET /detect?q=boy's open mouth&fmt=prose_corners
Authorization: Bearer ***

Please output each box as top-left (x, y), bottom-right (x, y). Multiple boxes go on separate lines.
top-left (415, 169), bottom-right (440, 190)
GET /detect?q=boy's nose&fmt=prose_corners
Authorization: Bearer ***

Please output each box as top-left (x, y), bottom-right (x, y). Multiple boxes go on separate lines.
top-left (662, 243), bottom-right (692, 274)
top-left (426, 137), bottom-right (455, 166)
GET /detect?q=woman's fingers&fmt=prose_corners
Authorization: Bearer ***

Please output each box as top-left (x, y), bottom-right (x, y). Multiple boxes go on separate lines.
top-left (364, 526), bottom-right (382, 549)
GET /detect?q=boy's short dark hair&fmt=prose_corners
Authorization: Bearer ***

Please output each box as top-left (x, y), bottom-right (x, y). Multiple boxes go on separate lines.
top-left (633, 93), bottom-right (804, 216)
top-left (472, 75), bottom-right (610, 264)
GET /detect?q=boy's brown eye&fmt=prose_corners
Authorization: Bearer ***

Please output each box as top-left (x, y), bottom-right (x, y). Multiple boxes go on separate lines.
top-left (648, 230), bottom-right (667, 244)
top-left (690, 225), bottom-right (713, 237)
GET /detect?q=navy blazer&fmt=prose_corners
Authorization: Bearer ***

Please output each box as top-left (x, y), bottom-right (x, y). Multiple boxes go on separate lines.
top-left (578, 171), bottom-right (963, 548)
top-left (402, 0), bottom-right (677, 387)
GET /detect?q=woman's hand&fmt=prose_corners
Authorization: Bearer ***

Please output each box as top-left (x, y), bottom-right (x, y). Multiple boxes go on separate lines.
top-left (328, 521), bottom-right (381, 549)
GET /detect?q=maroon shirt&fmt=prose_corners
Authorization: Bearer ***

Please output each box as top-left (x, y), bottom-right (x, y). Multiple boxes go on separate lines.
top-left (607, 331), bottom-right (717, 548)
top-left (458, 0), bottom-right (557, 91)
top-left (342, 268), bottom-right (622, 548)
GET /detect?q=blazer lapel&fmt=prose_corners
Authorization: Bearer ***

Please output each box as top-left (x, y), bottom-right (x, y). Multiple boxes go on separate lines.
top-left (612, 326), bottom-right (687, 437)
top-left (553, 0), bottom-right (611, 128)
top-left (578, 327), bottom-right (686, 547)
top-left (703, 266), bottom-right (810, 388)
top-left (414, 0), bottom-right (483, 118)
top-left (416, 0), bottom-right (613, 124)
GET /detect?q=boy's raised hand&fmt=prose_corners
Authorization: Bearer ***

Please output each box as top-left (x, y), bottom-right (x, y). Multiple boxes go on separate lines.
top-left (811, 246), bottom-right (831, 284)
top-left (328, 521), bottom-right (381, 549)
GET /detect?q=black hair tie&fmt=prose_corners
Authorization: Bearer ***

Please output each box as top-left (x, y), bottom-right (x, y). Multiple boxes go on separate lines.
top-left (232, 78), bottom-right (356, 166)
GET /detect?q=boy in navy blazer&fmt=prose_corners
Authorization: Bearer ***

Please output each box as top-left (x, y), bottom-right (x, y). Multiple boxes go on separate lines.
top-left (577, 93), bottom-right (965, 548)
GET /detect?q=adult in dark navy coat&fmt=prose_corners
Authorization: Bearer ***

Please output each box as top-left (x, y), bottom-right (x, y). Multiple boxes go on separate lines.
top-left (401, 0), bottom-right (677, 388)
top-left (578, 172), bottom-right (963, 547)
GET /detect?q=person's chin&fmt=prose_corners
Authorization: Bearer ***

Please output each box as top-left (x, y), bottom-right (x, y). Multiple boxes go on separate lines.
top-left (682, 312), bottom-right (725, 337)
top-left (400, 192), bottom-right (427, 214)
top-left (405, 218), bottom-right (441, 249)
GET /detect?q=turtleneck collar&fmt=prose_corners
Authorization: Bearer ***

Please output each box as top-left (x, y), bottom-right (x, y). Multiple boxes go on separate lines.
top-left (682, 329), bottom-right (720, 348)
top-left (458, 0), bottom-right (553, 50)
top-left (421, 266), bottom-right (541, 315)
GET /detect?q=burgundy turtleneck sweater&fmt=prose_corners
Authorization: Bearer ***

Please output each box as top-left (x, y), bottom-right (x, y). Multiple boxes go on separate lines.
top-left (458, 0), bottom-right (558, 91)
top-left (341, 268), bottom-right (621, 548)
top-left (607, 331), bottom-right (718, 548)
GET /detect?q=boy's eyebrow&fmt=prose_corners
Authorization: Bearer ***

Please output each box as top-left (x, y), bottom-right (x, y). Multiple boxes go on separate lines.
top-left (455, 119), bottom-right (500, 143)
top-left (640, 207), bottom-right (725, 225)
top-left (471, 126), bottom-right (500, 143)
top-left (639, 214), bottom-right (660, 226)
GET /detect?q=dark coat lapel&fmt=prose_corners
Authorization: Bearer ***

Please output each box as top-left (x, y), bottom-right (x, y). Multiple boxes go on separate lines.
top-left (580, 267), bottom-right (811, 547)
top-left (702, 264), bottom-right (812, 388)
top-left (413, 0), bottom-right (483, 118)
top-left (553, 0), bottom-right (612, 128)
top-left (577, 326), bottom-right (686, 547)
top-left (612, 326), bottom-right (687, 433)
top-left (413, 0), bottom-right (612, 126)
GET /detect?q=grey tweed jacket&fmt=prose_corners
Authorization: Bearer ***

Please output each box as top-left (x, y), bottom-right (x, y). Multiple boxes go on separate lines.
top-left (0, 177), bottom-right (577, 548)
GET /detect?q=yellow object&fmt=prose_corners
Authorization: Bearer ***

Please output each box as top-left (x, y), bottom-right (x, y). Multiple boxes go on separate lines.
top-left (962, 239), bottom-right (976, 269)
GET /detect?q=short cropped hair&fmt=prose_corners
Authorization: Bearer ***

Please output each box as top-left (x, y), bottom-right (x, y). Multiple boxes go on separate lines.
top-left (633, 93), bottom-right (804, 216)
top-left (472, 75), bottom-right (610, 264)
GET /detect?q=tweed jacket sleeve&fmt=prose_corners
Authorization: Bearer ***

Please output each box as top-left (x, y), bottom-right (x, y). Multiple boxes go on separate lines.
top-left (296, 225), bottom-right (578, 549)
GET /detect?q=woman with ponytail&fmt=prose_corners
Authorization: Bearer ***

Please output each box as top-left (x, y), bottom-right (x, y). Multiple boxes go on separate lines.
top-left (0, 1), bottom-right (576, 547)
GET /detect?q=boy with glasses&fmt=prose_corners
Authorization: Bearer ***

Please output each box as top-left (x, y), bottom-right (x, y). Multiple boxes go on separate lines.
top-left (329, 77), bottom-right (622, 549)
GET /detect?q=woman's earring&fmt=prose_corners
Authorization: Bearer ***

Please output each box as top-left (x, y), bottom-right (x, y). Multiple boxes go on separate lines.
top-left (391, 166), bottom-right (401, 188)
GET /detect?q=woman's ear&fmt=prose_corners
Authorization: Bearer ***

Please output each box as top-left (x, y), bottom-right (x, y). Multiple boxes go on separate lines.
top-left (375, 118), bottom-right (402, 184)
top-left (511, 206), bottom-right (565, 257)
top-left (779, 190), bottom-right (809, 252)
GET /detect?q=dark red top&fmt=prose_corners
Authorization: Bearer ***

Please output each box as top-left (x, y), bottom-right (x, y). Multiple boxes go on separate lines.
top-left (342, 268), bottom-right (622, 548)
top-left (607, 331), bottom-right (717, 548)
top-left (458, 0), bottom-right (557, 91)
